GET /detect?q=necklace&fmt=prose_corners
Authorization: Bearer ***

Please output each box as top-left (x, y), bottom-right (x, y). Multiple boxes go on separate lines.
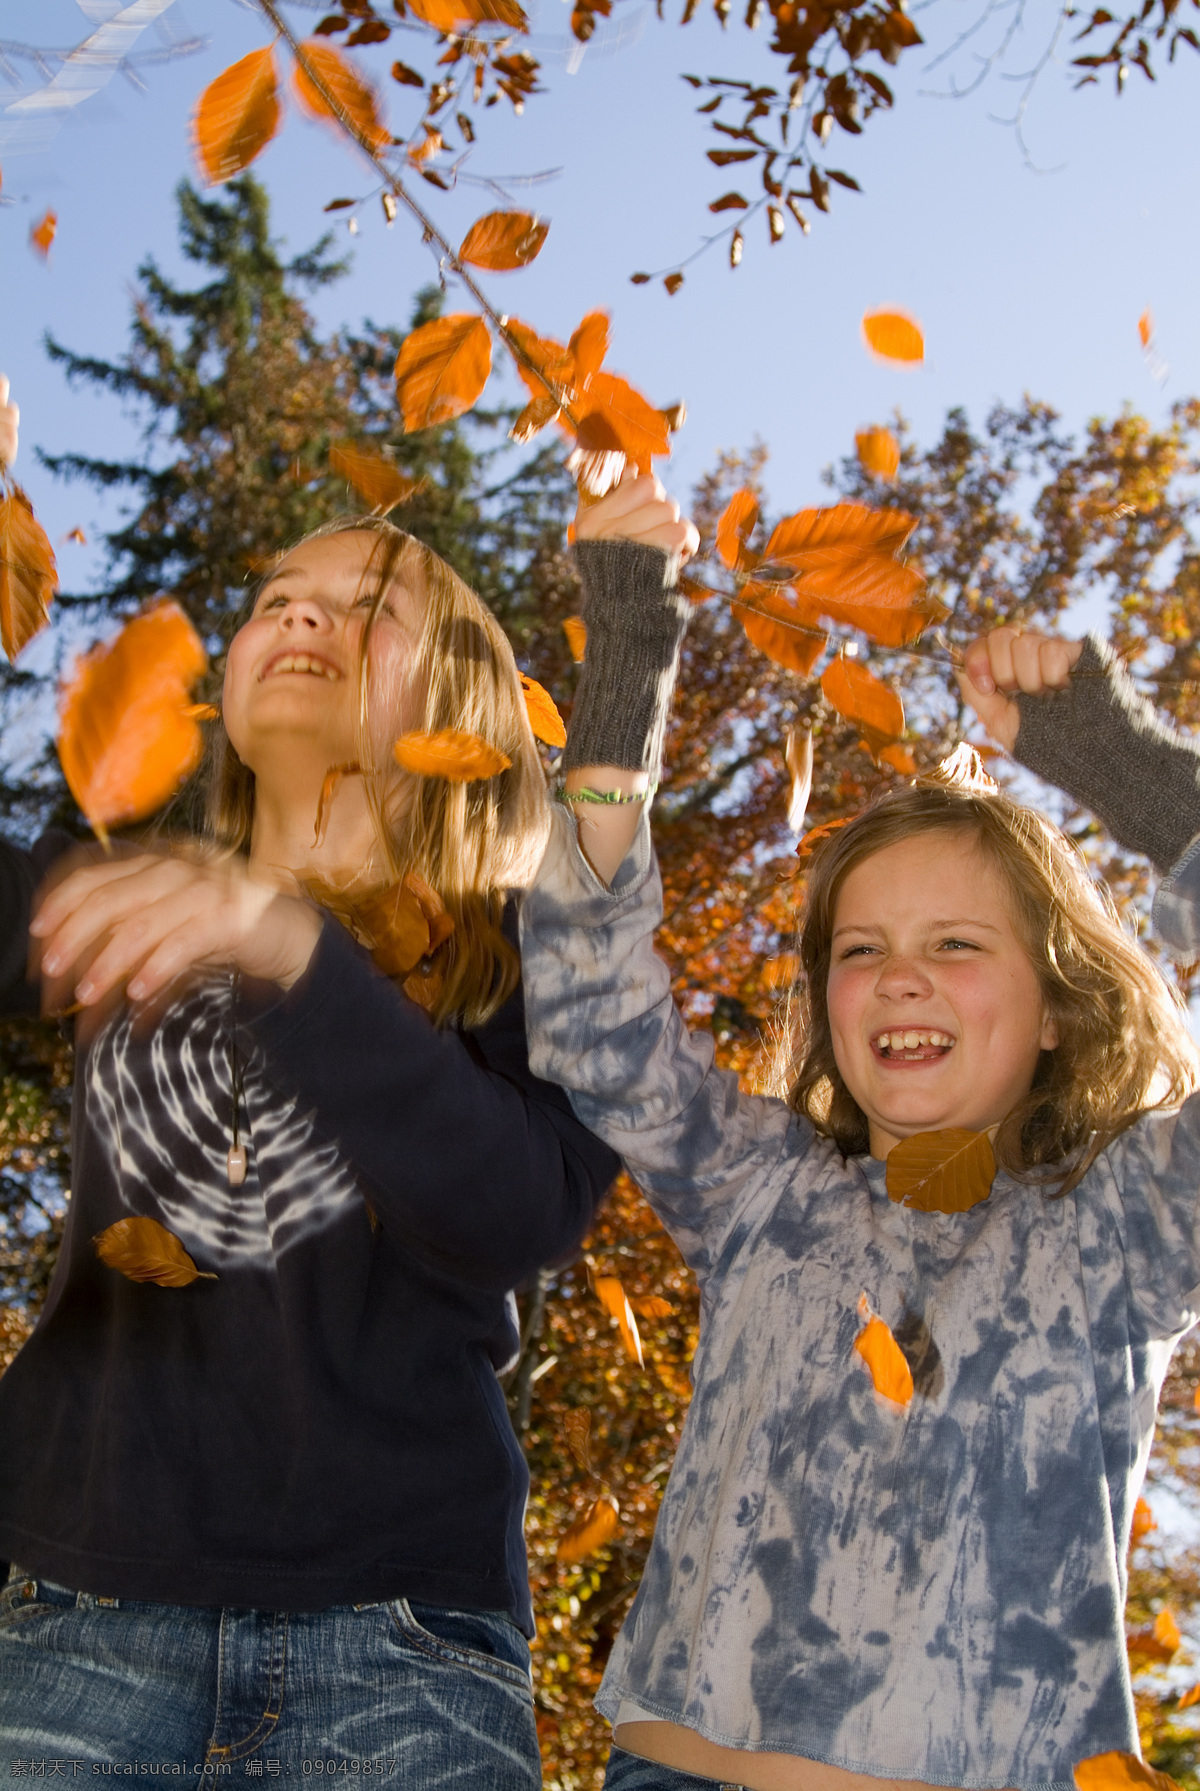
top-left (227, 971), bottom-right (247, 1187)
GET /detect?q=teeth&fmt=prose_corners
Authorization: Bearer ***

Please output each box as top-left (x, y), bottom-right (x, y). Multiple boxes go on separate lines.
top-left (876, 1030), bottom-right (953, 1051)
top-left (269, 655), bottom-right (338, 680)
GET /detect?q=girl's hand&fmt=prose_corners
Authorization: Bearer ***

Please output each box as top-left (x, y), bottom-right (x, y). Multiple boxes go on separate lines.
top-left (30, 853), bottom-right (323, 1010)
top-left (574, 471), bottom-right (699, 562)
top-left (956, 626), bottom-right (1084, 752)
top-left (0, 376), bottom-right (18, 470)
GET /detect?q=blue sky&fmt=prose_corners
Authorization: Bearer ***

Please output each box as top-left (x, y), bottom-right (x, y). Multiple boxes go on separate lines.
top-left (3, 0), bottom-right (1199, 587)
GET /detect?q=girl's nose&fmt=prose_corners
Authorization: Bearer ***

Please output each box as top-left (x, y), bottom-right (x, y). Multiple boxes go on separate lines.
top-left (875, 953), bottom-right (933, 999)
top-left (280, 596), bottom-right (333, 632)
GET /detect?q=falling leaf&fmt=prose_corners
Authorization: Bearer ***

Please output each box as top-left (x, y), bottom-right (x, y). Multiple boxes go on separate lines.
top-left (734, 589), bottom-right (827, 679)
top-left (1131, 1495), bottom-right (1156, 1546)
top-left (862, 310), bottom-right (924, 364)
top-left (855, 426), bottom-right (900, 481)
top-left (184, 703), bottom-right (219, 721)
top-left (563, 1408), bottom-right (594, 1474)
top-left (762, 953), bottom-right (799, 990)
top-left (715, 487), bottom-right (759, 571)
top-left (408, 0), bottom-right (528, 28)
top-left (854, 1294), bottom-right (913, 1407)
top-left (569, 311), bottom-right (610, 389)
top-left (193, 45), bottom-right (281, 184)
top-left (329, 442), bottom-right (422, 512)
top-left (30, 210), bottom-right (56, 258)
top-left (1075, 1754), bottom-right (1183, 1791)
top-left (0, 483), bottom-right (57, 662)
top-left (885, 1129), bottom-right (995, 1214)
top-left (394, 728), bottom-right (511, 781)
top-left (510, 394), bottom-right (562, 445)
top-left (1138, 309), bottom-right (1154, 350)
top-left (878, 742), bottom-right (916, 775)
top-left (64, 527), bottom-right (87, 546)
top-left (820, 657), bottom-right (904, 752)
top-left (557, 1492), bottom-right (619, 1564)
top-left (93, 1215), bottom-right (216, 1288)
top-left (313, 760), bottom-right (362, 847)
top-left (292, 40), bottom-right (390, 154)
top-left (664, 272), bottom-right (685, 295)
top-left (57, 601), bottom-right (208, 837)
top-left (394, 314), bottom-right (492, 432)
top-left (784, 723), bottom-right (813, 833)
top-left (459, 210), bottom-right (549, 271)
top-left (594, 1273), bottom-right (643, 1365)
top-left (631, 1294), bottom-right (673, 1320)
top-left (563, 616), bottom-right (587, 662)
top-left (520, 673), bottom-right (566, 748)
top-left (1179, 1683), bottom-right (1200, 1711)
top-left (1153, 1607), bottom-right (1182, 1653)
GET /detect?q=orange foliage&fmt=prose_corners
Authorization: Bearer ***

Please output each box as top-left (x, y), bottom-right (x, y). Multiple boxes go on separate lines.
top-left (93, 1216), bottom-right (216, 1288)
top-left (394, 727), bottom-right (511, 780)
top-left (520, 674), bottom-right (567, 748)
top-left (394, 315), bottom-right (493, 431)
top-left (557, 1493), bottom-right (620, 1565)
top-left (0, 484), bottom-right (57, 662)
top-left (193, 46), bottom-right (281, 184)
top-left (292, 40), bottom-right (390, 153)
top-left (459, 210), bottom-right (549, 270)
top-left (820, 656), bottom-right (904, 751)
top-left (862, 310), bottom-right (925, 364)
top-left (594, 1275), bottom-right (644, 1366)
top-left (30, 211), bottom-right (56, 258)
top-left (885, 1129), bottom-right (996, 1214)
top-left (854, 1298), bottom-right (913, 1407)
top-left (856, 426), bottom-right (901, 481)
top-left (329, 443), bottom-right (423, 512)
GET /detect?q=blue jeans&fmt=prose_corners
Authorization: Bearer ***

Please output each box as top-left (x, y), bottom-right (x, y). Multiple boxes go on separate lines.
top-left (604, 1744), bottom-right (746, 1789)
top-left (0, 1565), bottom-right (540, 1786)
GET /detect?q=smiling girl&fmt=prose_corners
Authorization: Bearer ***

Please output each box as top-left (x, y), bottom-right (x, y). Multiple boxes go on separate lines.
top-left (0, 387), bottom-right (627, 1777)
top-left (518, 481), bottom-right (1200, 1791)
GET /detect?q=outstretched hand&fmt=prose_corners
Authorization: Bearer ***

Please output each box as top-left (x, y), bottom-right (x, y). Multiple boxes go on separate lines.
top-left (574, 471), bottom-right (699, 564)
top-left (956, 626), bottom-right (1084, 752)
top-left (0, 376), bottom-right (18, 470)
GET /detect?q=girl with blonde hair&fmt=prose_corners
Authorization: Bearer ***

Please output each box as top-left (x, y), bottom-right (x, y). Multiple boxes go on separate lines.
top-left (0, 387), bottom-right (617, 1779)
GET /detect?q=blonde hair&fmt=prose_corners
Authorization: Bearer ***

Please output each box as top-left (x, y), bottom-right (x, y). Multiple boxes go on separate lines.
top-left (778, 780), bottom-right (1198, 1192)
top-left (203, 516), bottom-right (549, 1027)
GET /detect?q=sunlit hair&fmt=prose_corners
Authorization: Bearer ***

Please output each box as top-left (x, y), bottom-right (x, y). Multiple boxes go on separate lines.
top-left (201, 516), bottom-right (549, 1028)
top-left (775, 779), bottom-right (1198, 1193)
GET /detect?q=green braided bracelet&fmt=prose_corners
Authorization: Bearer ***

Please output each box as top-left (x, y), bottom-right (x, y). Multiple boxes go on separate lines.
top-left (555, 782), bottom-right (656, 806)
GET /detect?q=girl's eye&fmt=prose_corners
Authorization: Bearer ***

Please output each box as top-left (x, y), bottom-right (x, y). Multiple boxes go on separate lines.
top-left (353, 595), bottom-right (397, 618)
top-left (938, 938), bottom-right (979, 952)
top-left (840, 944), bottom-right (879, 959)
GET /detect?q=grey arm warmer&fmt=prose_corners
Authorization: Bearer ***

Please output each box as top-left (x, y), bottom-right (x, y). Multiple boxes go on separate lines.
top-left (563, 540), bottom-right (690, 778)
top-left (1012, 633), bottom-right (1200, 873)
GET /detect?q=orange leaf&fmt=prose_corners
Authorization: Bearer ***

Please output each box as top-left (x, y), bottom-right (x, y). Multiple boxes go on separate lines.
top-left (563, 616), bottom-right (587, 662)
top-left (808, 592), bottom-right (931, 650)
top-left (504, 318), bottom-right (574, 406)
top-left (574, 372), bottom-right (670, 474)
top-left (1131, 1495), bottom-right (1156, 1546)
top-left (885, 1129), bottom-right (995, 1214)
top-left (408, 0), bottom-right (528, 28)
top-left (292, 40), bottom-right (390, 153)
top-left (459, 210), bottom-right (548, 271)
top-left (192, 45), bottom-right (281, 185)
top-left (57, 601), bottom-right (208, 836)
top-left (715, 488), bottom-right (759, 571)
top-left (594, 1273), bottom-right (643, 1365)
top-left (1138, 309), bottom-right (1154, 350)
top-left (557, 1492), bottom-right (619, 1564)
top-left (510, 394), bottom-right (562, 445)
top-left (878, 742), bottom-right (917, 775)
top-left (0, 483), bottom-right (57, 662)
top-left (93, 1215), bottom-right (216, 1288)
top-left (355, 880), bottom-right (436, 977)
top-left (313, 760), bottom-right (362, 848)
top-left (630, 1294), bottom-right (673, 1320)
top-left (568, 311), bottom-right (610, 390)
top-left (862, 310), bottom-right (924, 364)
top-left (763, 953), bottom-right (799, 990)
top-left (1075, 1754), bottom-right (1183, 1791)
top-left (784, 723), bottom-right (813, 833)
top-left (30, 210), bottom-right (56, 258)
top-left (520, 673), bottom-right (566, 748)
top-left (854, 1296), bottom-right (913, 1407)
top-left (1153, 1607), bottom-right (1182, 1653)
top-left (394, 727), bottom-right (511, 781)
top-left (1178, 1683), bottom-right (1200, 1711)
top-left (563, 1408), bottom-right (593, 1474)
top-left (329, 442), bottom-right (422, 512)
top-left (855, 426), bottom-right (900, 482)
top-left (394, 314), bottom-right (492, 432)
top-left (65, 526), bottom-right (87, 546)
top-left (820, 657), bottom-right (904, 752)
top-left (764, 502), bottom-right (917, 569)
top-left (734, 591), bottom-right (827, 680)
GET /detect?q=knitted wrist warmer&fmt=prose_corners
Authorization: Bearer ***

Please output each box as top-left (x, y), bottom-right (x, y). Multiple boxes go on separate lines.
top-left (1013, 633), bottom-right (1200, 873)
top-left (563, 540), bottom-right (690, 777)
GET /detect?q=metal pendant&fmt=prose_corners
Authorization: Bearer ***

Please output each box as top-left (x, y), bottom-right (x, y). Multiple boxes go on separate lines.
top-left (226, 1143), bottom-right (248, 1187)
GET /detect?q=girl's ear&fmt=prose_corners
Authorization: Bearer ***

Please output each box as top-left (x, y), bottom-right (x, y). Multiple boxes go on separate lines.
top-left (1039, 1009), bottom-right (1060, 1051)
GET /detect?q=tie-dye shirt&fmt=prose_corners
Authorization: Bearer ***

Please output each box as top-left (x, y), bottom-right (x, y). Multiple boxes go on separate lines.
top-left (520, 806), bottom-right (1200, 1789)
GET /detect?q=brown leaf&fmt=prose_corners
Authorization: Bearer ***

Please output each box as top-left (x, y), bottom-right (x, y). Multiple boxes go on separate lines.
top-left (734, 590), bottom-right (827, 679)
top-left (192, 45), bottom-right (281, 185)
top-left (93, 1215), bottom-right (216, 1288)
top-left (391, 59), bottom-right (426, 86)
top-left (855, 426), bottom-right (900, 482)
top-left (329, 442), bottom-right (422, 512)
top-left (57, 601), bottom-right (208, 837)
top-left (664, 272), bottom-right (685, 296)
top-left (459, 210), bottom-right (548, 271)
top-left (510, 394), bottom-right (562, 444)
top-left (784, 723), bottom-right (813, 833)
top-left (355, 880), bottom-right (435, 977)
top-left (0, 483), bottom-right (57, 662)
top-left (820, 657), bottom-right (904, 752)
top-left (65, 526), bottom-right (87, 546)
top-left (885, 1129), bottom-right (995, 1214)
top-left (394, 728), bottom-right (511, 781)
top-left (630, 1294), bottom-right (673, 1320)
top-left (563, 616), bottom-right (587, 662)
top-left (563, 1408), bottom-right (594, 1474)
top-left (408, 0), bottom-right (528, 28)
top-left (520, 673), bottom-right (566, 748)
top-left (394, 314), bottom-right (492, 432)
top-left (292, 40), bottom-right (390, 153)
top-left (1075, 1755), bottom-right (1183, 1791)
top-left (594, 1273), bottom-right (644, 1365)
top-left (30, 210), bottom-right (56, 258)
top-left (715, 487), bottom-right (759, 571)
top-left (854, 1295), bottom-right (912, 1407)
top-left (710, 191), bottom-right (749, 212)
top-left (862, 309), bottom-right (924, 364)
top-left (557, 1491), bottom-right (619, 1564)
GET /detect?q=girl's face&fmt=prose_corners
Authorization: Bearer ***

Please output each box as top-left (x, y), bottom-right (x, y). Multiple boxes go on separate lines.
top-left (825, 829), bottom-right (1058, 1158)
top-left (222, 531), bottom-right (425, 777)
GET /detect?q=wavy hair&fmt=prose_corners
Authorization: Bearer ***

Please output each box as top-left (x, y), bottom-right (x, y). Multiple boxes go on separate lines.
top-left (776, 780), bottom-right (1198, 1192)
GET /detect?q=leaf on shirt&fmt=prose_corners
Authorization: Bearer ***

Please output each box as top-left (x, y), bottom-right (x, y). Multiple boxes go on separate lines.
top-left (885, 1128), bottom-right (996, 1214)
top-left (563, 616), bottom-right (587, 662)
top-left (93, 1216), bottom-right (217, 1288)
top-left (1074, 1752), bottom-right (1183, 1791)
top-left (594, 1273), bottom-right (643, 1366)
top-left (563, 1408), bottom-right (594, 1475)
top-left (1131, 1495), bottom-right (1156, 1546)
top-left (394, 728), bottom-right (512, 782)
top-left (0, 482), bottom-right (57, 662)
top-left (556, 1492), bottom-right (619, 1564)
top-left (304, 870), bottom-right (453, 981)
top-left (520, 673), bottom-right (567, 748)
top-left (853, 1294), bottom-right (913, 1407)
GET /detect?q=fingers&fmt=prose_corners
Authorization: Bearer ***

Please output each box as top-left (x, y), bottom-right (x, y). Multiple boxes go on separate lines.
top-left (0, 373), bottom-right (18, 470)
top-left (575, 471), bottom-right (698, 559)
top-left (957, 628), bottom-right (1084, 753)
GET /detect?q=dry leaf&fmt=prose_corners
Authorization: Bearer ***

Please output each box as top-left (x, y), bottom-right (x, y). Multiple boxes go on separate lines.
top-left (1178, 1684), bottom-right (1200, 1711)
top-left (394, 728), bottom-right (511, 781)
top-left (854, 1295), bottom-right (913, 1407)
top-left (762, 953), bottom-right (799, 990)
top-left (329, 443), bottom-right (422, 512)
top-left (93, 1215), bottom-right (216, 1288)
top-left (862, 310), bottom-right (924, 364)
top-left (878, 742), bottom-right (917, 775)
top-left (0, 483), bottom-right (57, 662)
top-left (784, 723), bottom-right (813, 833)
top-left (1131, 1495), bottom-right (1156, 1546)
top-left (594, 1273), bottom-right (643, 1365)
top-left (408, 0), bottom-right (528, 28)
top-left (715, 488), bottom-right (759, 572)
top-left (631, 1294), bottom-right (673, 1320)
top-left (734, 585), bottom-right (827, 679)
top-left (520, 673), bottom-right (566, 748)
top-left (510, 394), bottom-right (562, 444)
top-left (573, 372), bottom-right (671, 476)
top-left (1138, 310), bottom-right (1154, 350)
top-left (1153, 1607), bottom-right (1182, 1653)
top-left (193, 45), bottom-right (281, 184)
top-left (313, 760), bottom-right (362, 848)
top-left (30, 211), bottom-right (56, 258)
top-left (569, 311), bottom-right (610, 389)
top-left (821, 657), bottom-right (904, 753)
top-left (563, 1408), bottom-right (593, 1474)
top-left (764, 502), bottom-right (916, 569)
top-left (856, 426), bottom-right (900, 481)
top-left (292, 40), bottom-right (390, 153)
top-left (394, 314), bottom-right (492, 432)
top-left (563, 616), bottom-right (587, 662)
top-left (557, 1492), bottom-right (619, 1564)
top-left (184, 703), bottom-right (219, 721)
top-left (504, 318), bottom-right (574, 407)
top-left (65, 527), bottom-right (87, 546)
top-left (885, 1129), bottom-right (996, 1214)
top-left (58, 601), bottom-right (207, 837)
top-left (459, 210), bottom-right (548, 271)
top-left (1075, 1754), bottom-right (1183, 1791)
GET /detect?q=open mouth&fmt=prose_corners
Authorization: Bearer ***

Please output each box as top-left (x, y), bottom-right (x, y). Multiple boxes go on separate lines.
top-left (873, 1029), bottom-right (955, 1063)
top-left (262, 652), bottom-right (340, 682)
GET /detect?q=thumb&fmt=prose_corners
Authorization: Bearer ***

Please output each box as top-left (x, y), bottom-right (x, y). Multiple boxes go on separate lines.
top-left (954, 666), bottom-right (1018, 753)
top-left (0, 375), bottom-right (8, 409)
